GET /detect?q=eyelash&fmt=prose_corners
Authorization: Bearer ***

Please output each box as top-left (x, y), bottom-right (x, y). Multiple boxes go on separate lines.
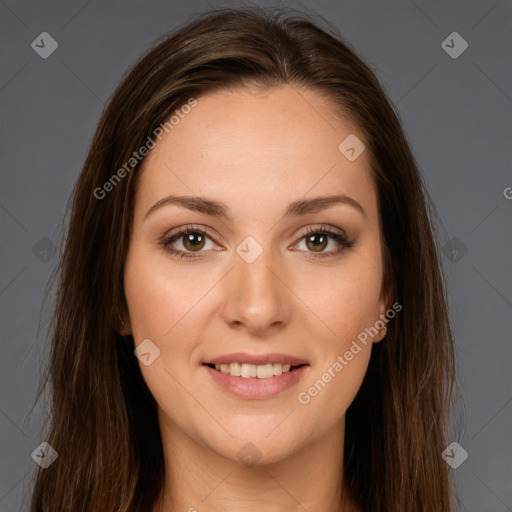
top-left (160, 224), bottom-right (355, 261)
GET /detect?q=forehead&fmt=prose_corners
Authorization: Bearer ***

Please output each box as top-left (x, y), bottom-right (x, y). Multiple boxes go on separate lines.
top-left (134, 85), bottom-right (378, 224)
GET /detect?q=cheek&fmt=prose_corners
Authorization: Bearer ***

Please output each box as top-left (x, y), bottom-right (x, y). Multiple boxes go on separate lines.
top-left (308, 262), bottom-right (383, 351)
top-left (296, 269), bottom-right (378, 421)
top-left (123, 251), bottom-right (203, 414)
top-left (295, 254), bottom-right (381, 413)
top-left (123, 249), bottom-right (210, 341)
top-left (296, 343), bottom-right (371, 432)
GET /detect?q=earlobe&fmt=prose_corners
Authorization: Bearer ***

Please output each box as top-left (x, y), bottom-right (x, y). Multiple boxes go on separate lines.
top-left (117, 305), bottom-right (132, 336)
top-left (374, 283), bottom-right (394, 343)
top-left (119, 318), bottom-right (131, 336)
top-left (373, 323), bottom-right (388, 343)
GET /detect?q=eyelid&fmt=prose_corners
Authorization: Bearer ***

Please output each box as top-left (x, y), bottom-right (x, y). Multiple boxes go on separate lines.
top-left (162, 224), bottom-right (223, 245)
top-left (288, 224), bottom-right (355, 255)
top-left (162, 223), bottom-right (348, 244)
top-left (160, 222), bottom-right (354, 259)
top-left (292, 223), bottom-right (349, 242)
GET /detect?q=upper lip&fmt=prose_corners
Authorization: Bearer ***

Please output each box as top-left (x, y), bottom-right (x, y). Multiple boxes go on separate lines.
top-left (203, 352), bottom-right (309, 366)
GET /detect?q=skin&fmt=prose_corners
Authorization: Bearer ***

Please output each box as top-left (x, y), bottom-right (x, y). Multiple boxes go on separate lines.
top-left (122, 84), bottom-right (392, 512)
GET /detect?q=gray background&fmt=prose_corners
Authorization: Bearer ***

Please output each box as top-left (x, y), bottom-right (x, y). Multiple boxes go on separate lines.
top-left (1, 0), bottom-right (511, 510)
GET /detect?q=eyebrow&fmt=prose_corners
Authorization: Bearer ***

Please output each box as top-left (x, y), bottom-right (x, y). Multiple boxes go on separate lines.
top-left (144, 194), bottom-right (367, 220)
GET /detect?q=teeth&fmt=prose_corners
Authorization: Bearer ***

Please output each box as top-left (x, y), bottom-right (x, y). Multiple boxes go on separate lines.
top-left (212, 362), bottom-right (296, 379)
top-left (229, 362), bottom-right (241, 376)
top-left (256, 364), bottom-right (273, 379)
top-left (273, 363), bottom-right (282, 376)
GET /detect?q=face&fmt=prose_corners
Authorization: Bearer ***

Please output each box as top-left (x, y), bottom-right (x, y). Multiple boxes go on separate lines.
top-left (123, 84), bottom-right (391, 464)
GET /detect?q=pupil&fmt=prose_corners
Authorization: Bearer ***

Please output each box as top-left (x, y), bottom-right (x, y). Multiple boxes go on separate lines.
top-left (185, 233), bottom-right (204, 250)
top-left (308, 234), bottom-right (327, 252)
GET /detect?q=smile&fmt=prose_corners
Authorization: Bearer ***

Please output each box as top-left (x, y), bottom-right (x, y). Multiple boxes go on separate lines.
top-left (202, 357), bottom-right (309, 399)
top-left (206, 362), bottom-right (303, 379)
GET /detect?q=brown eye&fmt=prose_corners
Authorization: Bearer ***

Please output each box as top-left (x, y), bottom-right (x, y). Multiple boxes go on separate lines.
top-left (182, 232), bottom-right (206, 251)
top-left (305, 233), bottom-right (329, 252)
top-left (293, 225), bottom-right (356, 259)
top-left (161, 226), bottom-right (217, 259)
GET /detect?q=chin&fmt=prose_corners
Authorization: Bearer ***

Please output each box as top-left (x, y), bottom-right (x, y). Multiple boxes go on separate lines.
top-left (205, 422), bottom-right (305, 464)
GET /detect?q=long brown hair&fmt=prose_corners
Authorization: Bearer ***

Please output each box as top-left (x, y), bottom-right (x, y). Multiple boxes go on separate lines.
top-left (30, 6), bottom-right (458, 511)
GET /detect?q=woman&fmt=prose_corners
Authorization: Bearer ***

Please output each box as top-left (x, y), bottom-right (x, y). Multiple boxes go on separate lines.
top-left (31, 6), bottom-right (458, 512)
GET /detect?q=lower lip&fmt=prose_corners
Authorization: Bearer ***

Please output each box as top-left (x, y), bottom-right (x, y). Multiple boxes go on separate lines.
top-left (203, 364), bottom-right (309, 399)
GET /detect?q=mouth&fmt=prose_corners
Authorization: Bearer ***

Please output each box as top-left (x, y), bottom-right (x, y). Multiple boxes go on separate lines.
top-left (203, 362), bottom-right (307, 379)
top-left (201, 354), bottom-right (310, 399)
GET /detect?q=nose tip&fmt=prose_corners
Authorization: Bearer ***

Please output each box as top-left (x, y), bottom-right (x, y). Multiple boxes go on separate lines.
top-left (223, 247), bottom-right (290, 335)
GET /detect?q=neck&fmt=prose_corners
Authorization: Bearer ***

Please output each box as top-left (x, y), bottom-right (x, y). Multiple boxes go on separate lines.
top-left (153, 415), bottom-right (360, 512)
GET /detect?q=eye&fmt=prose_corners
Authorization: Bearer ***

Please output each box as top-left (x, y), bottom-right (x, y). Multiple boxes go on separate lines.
top-left (160, 223), bottom-right (355, 261)
top-left (160, 226), bottom-right (218, 260)
top-left (292, 224), bottom-right (355, 259)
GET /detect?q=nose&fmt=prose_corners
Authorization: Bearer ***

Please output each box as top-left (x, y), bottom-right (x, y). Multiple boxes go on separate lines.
top-left (221, 243), bottom-right (291, 336)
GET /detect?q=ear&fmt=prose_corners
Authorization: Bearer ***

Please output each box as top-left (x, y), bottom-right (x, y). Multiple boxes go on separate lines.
top-left (117, 302), bottom-right (132, 336)
top-left (373, 278), bottom-right (395, 343)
